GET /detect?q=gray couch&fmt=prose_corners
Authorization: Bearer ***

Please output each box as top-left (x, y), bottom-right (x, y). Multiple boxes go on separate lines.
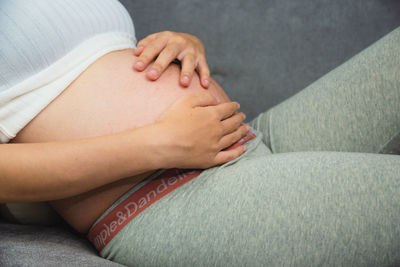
top-left (1, 0), bottom-right (399, 266)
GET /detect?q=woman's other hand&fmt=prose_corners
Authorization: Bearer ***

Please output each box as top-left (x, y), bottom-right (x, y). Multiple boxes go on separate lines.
top-left (155, 92), bottom-right (249, 169)
top-left (133, 31), bottom-right (210, 88)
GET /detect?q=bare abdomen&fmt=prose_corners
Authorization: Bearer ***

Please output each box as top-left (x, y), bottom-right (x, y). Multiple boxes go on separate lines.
top-left (12, 49), bottom-right (230, 233)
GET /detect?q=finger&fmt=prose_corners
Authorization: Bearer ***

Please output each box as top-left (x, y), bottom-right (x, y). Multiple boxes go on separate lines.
top-left (218, 124), bottom-right (250, 149)
top-left (196, 57), bottom-right (211, 89)
top-left (134, 38), bottom-right (168, 71)
top-left (134, 45), bottom-right (145, 56)
top-left (213, 102), bottom-right (240, 120)
top-left (221, 112), bottom-right (246, 135)
top-left (180, 53), bottom-right (196, 87)
top-left (134, 34), bottom-right (156, 56)
top-left (186, 92), bottom-right (218, 107)
top-left (214, 145), bottom-right (247, 165)
top-left (147, 44), bottom-right (182, 81)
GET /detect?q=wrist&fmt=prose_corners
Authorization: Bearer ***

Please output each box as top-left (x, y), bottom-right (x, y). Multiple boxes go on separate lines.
top-left (143, 121), bottom-right (178, 170)
top-left (126, 122), bottom-right (172, 170)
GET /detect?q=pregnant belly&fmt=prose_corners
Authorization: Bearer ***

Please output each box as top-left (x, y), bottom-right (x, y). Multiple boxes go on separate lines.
top-left (12, 49), bottom-right (230, 233)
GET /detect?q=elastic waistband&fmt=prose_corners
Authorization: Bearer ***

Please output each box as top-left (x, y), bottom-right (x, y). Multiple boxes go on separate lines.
top-left (88, 131), bottom-right (257, 251)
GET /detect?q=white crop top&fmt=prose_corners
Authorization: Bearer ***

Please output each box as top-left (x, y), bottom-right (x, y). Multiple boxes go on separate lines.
top-left (0, 0), bottom-right (137, 224)
top-left (0, 0), bottom-right (137, 143)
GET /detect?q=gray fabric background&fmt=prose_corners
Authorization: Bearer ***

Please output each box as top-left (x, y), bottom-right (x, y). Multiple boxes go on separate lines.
top-left (1, 0), bottom-right (399, 266)
top-left (100, 25), bottom-right (400, 267)
top-left (120, 0), bottom-right (400, 120)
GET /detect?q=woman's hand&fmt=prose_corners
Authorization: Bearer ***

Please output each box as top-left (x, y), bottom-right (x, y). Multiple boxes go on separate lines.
top-left (155, 92), bottom-right (249, 169)
top-left (133, 31), bottom-right (210, 88)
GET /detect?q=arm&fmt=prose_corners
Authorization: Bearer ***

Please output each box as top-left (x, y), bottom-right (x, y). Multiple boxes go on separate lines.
top-left (0, 124), bottom-right (162, 203)
top-left (0, 92), bottom-right (248, 203)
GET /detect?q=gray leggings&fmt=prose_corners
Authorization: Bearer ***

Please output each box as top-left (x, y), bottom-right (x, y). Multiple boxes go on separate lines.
top-left (99, 27), bottom-right (400, 266)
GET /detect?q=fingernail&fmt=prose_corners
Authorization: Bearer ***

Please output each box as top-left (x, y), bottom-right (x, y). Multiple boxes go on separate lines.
top-left (237, 103), bottom-right (240, 109)
top-left (182, 75), bottom-right (190, 84)
top-left (245, 124), bottom-right (251, 131)
top-left (149, 69), bottom-right (159, 78)
top-left (242, 145), bottom-right (247, 152)
top-left (135, 61), bottom-right (145, 69)
top-left (203, 79), bottom-right (210, 87)
top-left (242, 113), bottom-right (246, 120)
top-left (134, 46), bottom-right (143, 54)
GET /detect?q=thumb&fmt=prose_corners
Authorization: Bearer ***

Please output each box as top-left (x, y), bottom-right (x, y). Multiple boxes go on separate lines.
top-left (188, 92), bottom-right (218, 107)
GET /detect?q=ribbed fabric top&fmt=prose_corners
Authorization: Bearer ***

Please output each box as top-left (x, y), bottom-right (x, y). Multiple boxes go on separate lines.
top-left (0, 0), bottom-right (137, 142)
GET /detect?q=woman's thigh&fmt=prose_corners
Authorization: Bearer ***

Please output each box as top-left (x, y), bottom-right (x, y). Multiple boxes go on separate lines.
top-left (251, 27), bottom-right (400, 153)
top-left (101, 152), bottom-right (400, 266)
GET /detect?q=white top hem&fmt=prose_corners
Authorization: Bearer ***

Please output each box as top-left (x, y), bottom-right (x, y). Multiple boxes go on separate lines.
top-left (0, 32), bottom-right (136, 143)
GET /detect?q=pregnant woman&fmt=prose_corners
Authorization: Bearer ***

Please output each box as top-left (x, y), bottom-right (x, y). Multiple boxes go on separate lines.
top-left (1, 0), bottom-right (399, 266)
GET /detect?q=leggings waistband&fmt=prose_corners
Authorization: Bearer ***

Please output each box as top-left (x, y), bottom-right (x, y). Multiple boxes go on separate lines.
top-left (88, 131), bottom-right (256, 251)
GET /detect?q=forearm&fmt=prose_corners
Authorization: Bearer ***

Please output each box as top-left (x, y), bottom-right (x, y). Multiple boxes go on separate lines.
top-left (0, 124), bottom-right (163, 203)
top-left (1, 91), bottom-right (247, 203)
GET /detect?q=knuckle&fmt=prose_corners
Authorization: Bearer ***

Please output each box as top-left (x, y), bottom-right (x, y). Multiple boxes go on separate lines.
top-left (230, 103), bottom-right (239, 113)
top-left (231, 131), bottom-right (242, 143)
top-left (241, 126), bottom-right (248, 135)
top-left (162, 30), bottom-right (173, 36)
top-left (170, 40), bottom-right (184, 50)
top-left (239, 132), bottom-right (246, 140)
top-left (137, 38), bottom-right (149, 46)
top-left (235, 120), bottom-right (244, 130)
top-left (235, 149), bottom-right (242, 157)
top-left (211, 142), bottom-right (220, 151)
top-left (174, 34), bottom-right (187, 43)
top-left (234, 130), bottom-right (242, 141)
top-left (200, 54), bottom-right (208, 61)
top-left (181, 70), bottom-right (192, 76)
top-left (233, 112), bottom-right (241, 121)
top-left (202, 66), bottom-right (210, 76)
top-left (190, 54), bottom-right (199, 64)
top-left (241, 123), bottom-right (248, 132)
top-left (183, 57), bottom-right (196, 68)
top-left (230, 151), bottom-right (238, 160)
top-left (182, 62), bottom-right (195, 71)
top-left (201, 68), bottom-right (210, 77)
top-left (237, 113), bottom-right (245, 123)
top-left (217, 155), bottom-right (227, 164)
top-left (165, 45), bottom-right (178, 54)
top-left (151, 63), bottom-right (163, 71)
top-left (228, 153), bottom-right (236, 161)
top-left (186, 47), bottom-right (196, 55)
top-left (211, 111), bottom-right (221, 121)
top-left (139, 55), bottom-right (152, 62)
